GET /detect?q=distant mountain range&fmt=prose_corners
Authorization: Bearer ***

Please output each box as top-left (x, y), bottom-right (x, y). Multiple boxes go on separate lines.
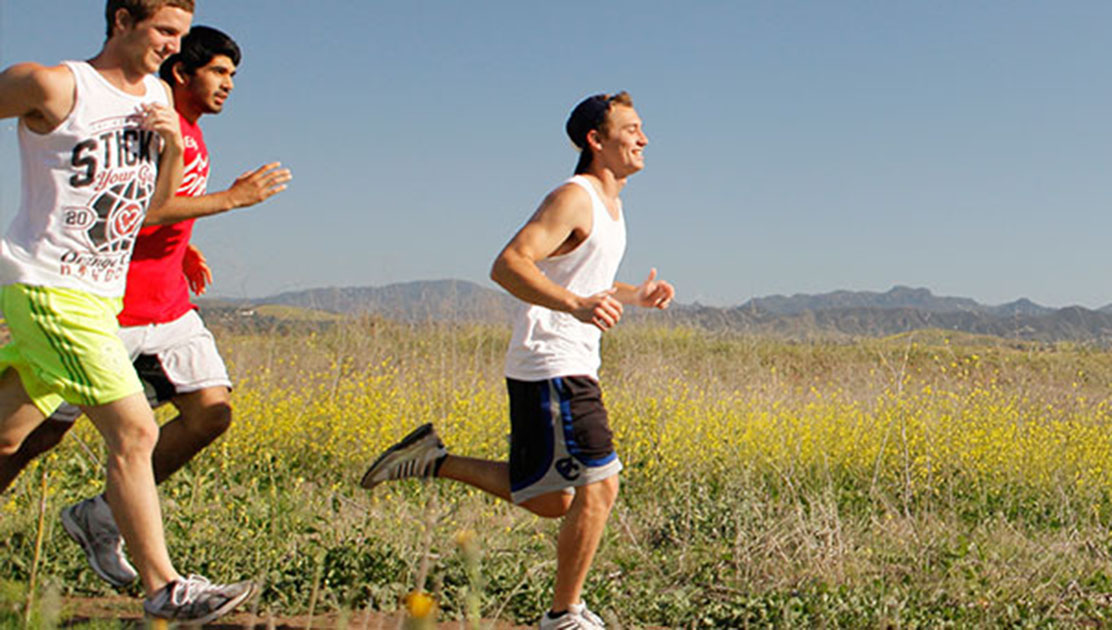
top-left (199, 281), bottom-right (1112, 344)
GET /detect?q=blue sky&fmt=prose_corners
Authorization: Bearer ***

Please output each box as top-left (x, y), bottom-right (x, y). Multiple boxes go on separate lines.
top-left (2, 1), bottom-right (1111, 308)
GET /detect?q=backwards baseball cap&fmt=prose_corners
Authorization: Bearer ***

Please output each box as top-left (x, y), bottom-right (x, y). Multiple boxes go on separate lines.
top-left (566, 92), bottom-right (628, 150)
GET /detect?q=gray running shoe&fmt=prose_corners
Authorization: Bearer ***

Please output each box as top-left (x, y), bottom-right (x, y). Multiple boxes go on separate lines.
top-left (359, 423), bottom-right (447, 490)
top-left (539, 602), bottom-right (606, 630)
top-left (143, 575), bottom-right (256, 624)
top-left (60, 495), bottom-right (138, 587)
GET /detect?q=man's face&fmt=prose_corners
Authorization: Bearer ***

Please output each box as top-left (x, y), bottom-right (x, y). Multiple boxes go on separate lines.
top-left (115, 6), bottom-right (193, 75)
top-left (178, 55), bottom-right (237, 115)
top-left (595, 105), bottom-right (648, 176)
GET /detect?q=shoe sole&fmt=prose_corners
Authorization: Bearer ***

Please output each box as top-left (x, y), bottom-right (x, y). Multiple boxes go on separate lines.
top-left (189, 581), bottom-right (257, 625)
top-left (60, 506), bottom-right (136, 588)
top-left (359, 423), bottom-right (435, 489)
top-left (146, 581), bottom-right (257, 625)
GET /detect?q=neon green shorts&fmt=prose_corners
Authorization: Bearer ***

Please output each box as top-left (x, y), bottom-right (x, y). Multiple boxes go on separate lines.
top-left (0, 284), bottom-right (142, 416)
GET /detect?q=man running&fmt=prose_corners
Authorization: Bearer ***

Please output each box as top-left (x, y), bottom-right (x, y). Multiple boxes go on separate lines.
top-left (0, 2), bottom-right (257, 623)
top-left (361, 92), bottom-right (674, 630)
top-left (0, 23), bottom-right (291, 591)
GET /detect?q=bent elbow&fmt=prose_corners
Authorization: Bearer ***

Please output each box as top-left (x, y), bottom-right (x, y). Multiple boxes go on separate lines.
top-left (489, 256), bottom-right (510, 289)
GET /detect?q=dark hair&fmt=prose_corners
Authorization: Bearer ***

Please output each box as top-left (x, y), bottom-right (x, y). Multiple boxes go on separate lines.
top-left (105, 0), bottom-right (194, 38)
top-left (566, 91), bottom-right (633, 175)
top-left (159, 25), bottom-right (242, 84)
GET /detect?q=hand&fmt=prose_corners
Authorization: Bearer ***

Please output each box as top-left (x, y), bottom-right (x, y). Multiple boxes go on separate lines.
top-left (635, 268), bottom-right (674, 309)
top-left (138, 102), bottom-right (182, 149)
top-left (572, 288), bottom-right (624, 331)
top-left (182, 244), bottom-right (213, 295)
top-left (226, 162), bottom-right (293, 208)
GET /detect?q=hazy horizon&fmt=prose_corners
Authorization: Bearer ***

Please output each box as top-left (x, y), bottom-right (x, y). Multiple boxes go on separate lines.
top-left (3, 1), bottom-right (1111, 309)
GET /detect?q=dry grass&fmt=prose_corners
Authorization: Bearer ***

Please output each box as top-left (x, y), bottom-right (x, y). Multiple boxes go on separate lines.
top-left (3, 318), bottom-right (1112, 627)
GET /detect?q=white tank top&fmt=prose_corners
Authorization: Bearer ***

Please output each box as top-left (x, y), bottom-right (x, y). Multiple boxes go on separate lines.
top-left (505, 175), bottom-right (627, 381)
top-left (0, 61), bottom-right (170, 297)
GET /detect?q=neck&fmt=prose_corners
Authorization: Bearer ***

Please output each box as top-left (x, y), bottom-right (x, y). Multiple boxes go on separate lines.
top-left (87, 45), bottom-right (149, 94)
top-left (582, 167), bottom-right (627, 201)
top-left (176, 99), bottom-right (203, 125)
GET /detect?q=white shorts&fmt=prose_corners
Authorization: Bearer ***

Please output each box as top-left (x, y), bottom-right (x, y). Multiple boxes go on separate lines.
top-left (50, 309), bottom-right (231, 422)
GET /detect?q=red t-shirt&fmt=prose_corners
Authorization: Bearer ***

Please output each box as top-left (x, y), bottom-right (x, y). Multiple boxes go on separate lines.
top-left (117, 114), bottom-right (208, 327)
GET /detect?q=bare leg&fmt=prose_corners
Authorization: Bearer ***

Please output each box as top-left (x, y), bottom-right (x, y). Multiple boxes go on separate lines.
top-left (0, 368), bottom-right (50, 459)
top-left (0, 417), bottom-right (73, 492)
top-left (151, 387), bottom-right (231, 484)
top-left (437, 454), bottom-right (574, 518)
top-left (82, 393), bottom-right (180, 595)
top-left (551, 474), bottom-right (619, 612)
top-left (437, 455), bottom-right (511, 501)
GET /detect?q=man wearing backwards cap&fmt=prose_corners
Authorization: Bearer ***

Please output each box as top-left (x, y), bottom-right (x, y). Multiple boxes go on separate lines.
top-left (361, 91), bottom-right (674, 629)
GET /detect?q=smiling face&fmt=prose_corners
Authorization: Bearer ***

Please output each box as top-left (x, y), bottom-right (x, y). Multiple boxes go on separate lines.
top-left (590, 104), bottom-right (649, 178)
top-left (112, 5), bottom-right (193, 75)
top-left (175, 54), bottom-right (236, 118)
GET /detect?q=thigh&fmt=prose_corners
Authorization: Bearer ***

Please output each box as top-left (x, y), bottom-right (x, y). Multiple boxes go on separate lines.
top-left (81, 392), bottom-right (157, 450)
top-left (0, 366), bottom-right (48, 448)
top-left (507, 376), bottom-right (622, 505)
top-left (128, 311), bottom-right (231, 407)
top-left (0, 284), bottom-right (139, 414)
top-left (170, 385), bottom-right (230, 417)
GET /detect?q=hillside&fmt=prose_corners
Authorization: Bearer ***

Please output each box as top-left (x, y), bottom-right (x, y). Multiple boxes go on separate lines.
top-left (200, 281), bottom-right (1112, 344)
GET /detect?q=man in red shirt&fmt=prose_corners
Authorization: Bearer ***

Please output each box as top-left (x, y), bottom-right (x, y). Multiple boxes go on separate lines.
top-left (0, 25), bottom-right (291, 588)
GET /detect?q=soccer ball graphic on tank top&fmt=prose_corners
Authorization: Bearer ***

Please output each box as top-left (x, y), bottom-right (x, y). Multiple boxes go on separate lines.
top-left (79, 178), bottom-right (151, 253)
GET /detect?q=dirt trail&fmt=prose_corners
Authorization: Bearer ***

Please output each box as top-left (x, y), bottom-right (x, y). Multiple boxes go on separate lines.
top-left (62, 596), bottom-right (529, 629)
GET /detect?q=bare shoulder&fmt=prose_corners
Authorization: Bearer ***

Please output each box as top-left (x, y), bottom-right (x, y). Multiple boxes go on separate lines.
top-left (534, 181), bottom-right (592, 226)
top-left (1, 62), bottom-right (74, 96)
top-left (0, 62), bottom-right (75, 124)
top-left (158, 77), bottom-right (174, 104)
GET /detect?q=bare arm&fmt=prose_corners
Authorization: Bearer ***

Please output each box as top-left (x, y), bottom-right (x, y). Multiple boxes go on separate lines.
top-left (144, 161), bottom-right (292, 226)
top-left (182, 243), bottom-right (212, 295)
top-left (612, 268), bottom-right (675, 309)
top-left (142, 82), bottom-right (184, 220)
top-left (0, 63), bottom-right (75, 131)
top-left (490, 183), bottom-right (624, 331)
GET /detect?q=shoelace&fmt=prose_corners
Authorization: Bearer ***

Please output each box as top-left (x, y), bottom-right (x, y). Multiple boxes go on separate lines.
top-left (580, 608), bottom-right (604, 628)
top-left (170, 574), bottom-right (212, 606)
top-left (573, 604), bottom-right (604, 629)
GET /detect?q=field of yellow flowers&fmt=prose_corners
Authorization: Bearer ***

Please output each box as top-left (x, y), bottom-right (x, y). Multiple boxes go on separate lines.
top-left (4, 318), bottom-right (1112, 627)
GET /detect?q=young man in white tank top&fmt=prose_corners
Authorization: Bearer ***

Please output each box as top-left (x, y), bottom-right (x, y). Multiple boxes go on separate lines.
top-left (362, 92), bottom-right (675, 629)
top-left (0, 1), bottom-right (254, 623)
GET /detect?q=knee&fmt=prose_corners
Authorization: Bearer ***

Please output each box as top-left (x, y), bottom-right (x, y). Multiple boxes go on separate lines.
top-left (581, 475), bottom-right (620, 512)
top-left (522, 492), bottom-right (575, 519)
top-left (0, 438), bottom-right (21, 458)
top-left (108, 418), bottom-right (160, 459)
top-left (20, 420), bottom-right (72, 456)
top-left (186, 401), bottom-right (233, 440)
top-left (0, 419), bottom-right (70, 458)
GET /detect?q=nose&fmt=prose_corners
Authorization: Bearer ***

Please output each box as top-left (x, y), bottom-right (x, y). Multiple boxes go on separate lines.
top-left (225, 75), bottom-right (235, 91)
top-left (167, 36), bottom-right (182, 55)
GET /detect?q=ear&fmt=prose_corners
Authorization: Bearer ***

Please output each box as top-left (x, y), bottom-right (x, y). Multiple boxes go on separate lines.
top-left (170, 61), bottom-right (189, 87)
top-left (586, 128), bottom-right (604, 152)
top-left (113, 8), bottom-right (134, 34)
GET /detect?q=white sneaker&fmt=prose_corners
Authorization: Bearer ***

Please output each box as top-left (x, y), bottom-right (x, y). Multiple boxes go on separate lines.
top-left (143, 575), bottom-right (256, 624)
top-left (60, 495), bottom-right (138, 587)
top-left (539, 602), bottom-right (606, 629)
top-left (359, 423), bottom-right (447, 490)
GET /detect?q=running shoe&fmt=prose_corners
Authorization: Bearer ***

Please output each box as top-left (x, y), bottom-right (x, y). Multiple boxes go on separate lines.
top-left (539, 601), bottom-right (606, 629)
top-left (143, 575), bottom-right (256, 624)
top-left (60, 495), bottom-right (138, 587)
top-left (360, 423), bottom-right (447, 490)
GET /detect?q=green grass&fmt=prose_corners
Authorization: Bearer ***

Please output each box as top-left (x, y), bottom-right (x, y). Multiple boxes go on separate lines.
top-left (3, 320), bottom-right (1112, 627)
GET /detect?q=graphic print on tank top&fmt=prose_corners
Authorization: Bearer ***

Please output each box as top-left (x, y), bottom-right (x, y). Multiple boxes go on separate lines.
top-left (61, 113), bottom-right (160, 272)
